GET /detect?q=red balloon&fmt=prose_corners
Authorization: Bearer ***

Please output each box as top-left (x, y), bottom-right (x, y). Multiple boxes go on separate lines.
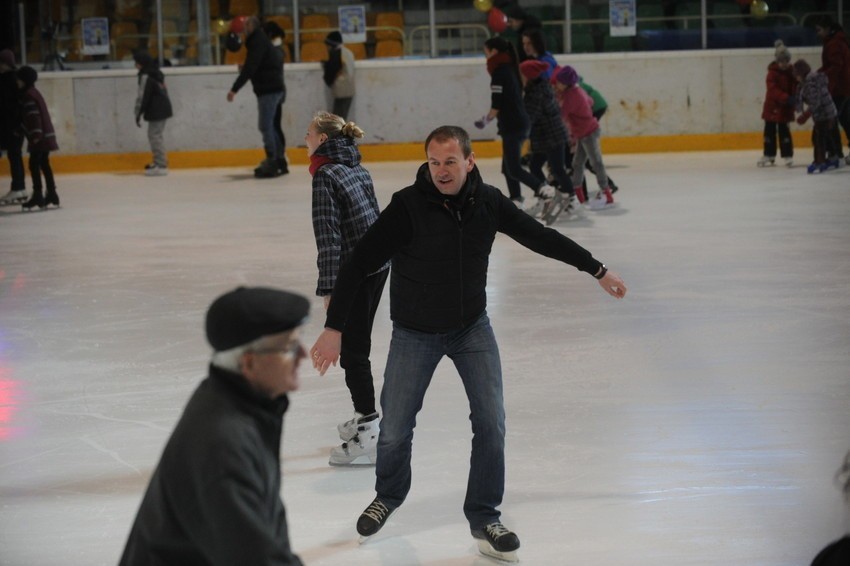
top-left (488, 8), bottom-right (507, 33)
top-left (229, 15), bottom-right (248, 34)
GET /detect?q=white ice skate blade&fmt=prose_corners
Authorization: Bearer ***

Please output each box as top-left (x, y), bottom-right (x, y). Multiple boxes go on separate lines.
top-left (476, 540), bottom-right (519, 563)
top-left (328, 454), bottom-right (377, 467)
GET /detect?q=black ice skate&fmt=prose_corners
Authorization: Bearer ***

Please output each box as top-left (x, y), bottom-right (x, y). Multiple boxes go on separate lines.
top-left (471, 522), bottom-right (520, 563)
top-left (44, 188), bottom-right (60, 208)
top-left (356, 497), bottom-right (396, 542)
top-left (22, 188), bottom-right (45, 211)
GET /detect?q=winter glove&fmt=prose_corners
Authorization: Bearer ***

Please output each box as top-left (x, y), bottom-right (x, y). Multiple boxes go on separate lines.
top-left (474, 115), bottom-right (493, 129)
top-left (796, 111), bottom-right (811, 125)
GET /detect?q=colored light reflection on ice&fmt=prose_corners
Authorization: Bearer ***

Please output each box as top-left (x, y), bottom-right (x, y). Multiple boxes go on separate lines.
top-left (0, 367), bottom-right (23, 441)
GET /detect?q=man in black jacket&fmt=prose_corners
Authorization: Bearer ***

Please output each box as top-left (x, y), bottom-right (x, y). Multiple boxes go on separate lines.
top-left (120, 286), bottom-right (308, 566)
top-left (0, 49), bottom-right (25, 204)
top-left (227, 16), bottom-right (286, 178)
top-left (310, 125), bottom-right (626, 563)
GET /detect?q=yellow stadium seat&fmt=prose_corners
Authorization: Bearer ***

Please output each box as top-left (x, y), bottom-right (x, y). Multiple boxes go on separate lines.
top-left (300, 41), bottom-right (328, 62)
top-left (374, 39), bottom-right (403, 58)
top-left (111, 21), bottom-right (140, 60)
top-left (228, 0), bottom-right (258, 17)
top-left (347, 42), bottom-right (367, 60)
top-left (301, 14), bottom-right (330, 44)
top-left (375, 12), bottom-right (404, 41)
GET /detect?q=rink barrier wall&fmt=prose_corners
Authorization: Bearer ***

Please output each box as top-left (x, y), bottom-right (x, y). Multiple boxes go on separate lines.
top-left (0, 46), bottom-right (839, 174)
top-left (0, 131), bottom-right (823, 174)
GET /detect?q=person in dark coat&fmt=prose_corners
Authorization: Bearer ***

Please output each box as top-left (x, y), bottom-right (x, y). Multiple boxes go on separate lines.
top-left (133, 51), bottom-right (173, 176)
top-left (262, 20), bottom-right (289, 175)
top-left (815, 16), bottom-right (850, 164)
top-left (0, 49), bottom-right (26, 205)
top-left (227, 16), bottom-right (286, 178)
top-left (119, 286), bottom-right (309, 566)
top-left (310, 125), bottom-right (627, 563)
top-left (16, 66), bottom-right (59, 211)
top-left (758, 40), bottom-right (796, 167)
top-left (501, 3), bottom-right (543, 62)
top-left (476, 36), bottom-right (552, 209)
top-left (809, 450), bottom-right (850, 566)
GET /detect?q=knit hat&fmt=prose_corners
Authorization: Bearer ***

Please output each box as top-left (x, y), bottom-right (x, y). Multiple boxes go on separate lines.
top-left (792, 58), bottom-right (811, 78)
top-left (205, 287), bottom-right (310, 351)
top-left (133, 51), bottom-right (154, 67)
top-left (520, 60), bottom-right (549, 80)
top-left (16, 66), bottom-right (37, 87)
top-left (773, 39), bottom-right (791, 63)
top-left (0, 49), bottom-right (16, 68)
top-left (553, 65), bottom-right (578, 87)
top-left (325, 31), bottom-right (343, 46)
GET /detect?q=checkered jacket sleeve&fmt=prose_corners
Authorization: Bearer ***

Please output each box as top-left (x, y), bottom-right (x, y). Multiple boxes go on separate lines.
top-left (311, 163), bottom-right (382, 296)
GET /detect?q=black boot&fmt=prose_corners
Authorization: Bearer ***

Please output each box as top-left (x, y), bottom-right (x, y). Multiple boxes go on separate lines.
top-left (254, 158), bottom-right (280, 178)
top-left (22, 187), bottom-right (45, 210)
top-left (45, 187), bottom-right (60, 208)
top-left (277, 157), bottom-right (289, 175)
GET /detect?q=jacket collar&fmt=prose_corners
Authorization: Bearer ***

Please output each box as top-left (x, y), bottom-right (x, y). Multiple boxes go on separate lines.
top-left (208, 364), bottom-right (290, 417)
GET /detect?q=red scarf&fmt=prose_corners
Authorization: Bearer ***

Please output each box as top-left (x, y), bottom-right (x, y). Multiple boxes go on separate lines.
top-left (486, 52), bottom-right (513, 76)
top-left (309, 154), bottom-right (334, 177)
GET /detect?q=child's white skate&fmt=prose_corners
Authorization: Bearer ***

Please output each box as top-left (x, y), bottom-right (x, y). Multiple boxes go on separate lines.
top-left (757, 155), bottom-right (775, 167)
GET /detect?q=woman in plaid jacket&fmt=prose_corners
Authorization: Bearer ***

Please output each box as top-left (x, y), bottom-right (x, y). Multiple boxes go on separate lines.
top-left (306, 111), bottom-right (389, 466)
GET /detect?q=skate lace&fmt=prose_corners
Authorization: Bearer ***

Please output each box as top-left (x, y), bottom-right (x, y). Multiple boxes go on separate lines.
top-left (362, 499), bottom-right (391, 522)
top-left (484, 523), bottom-right (511, 540)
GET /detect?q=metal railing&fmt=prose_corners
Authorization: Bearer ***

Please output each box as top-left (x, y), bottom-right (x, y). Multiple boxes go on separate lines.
top-left (408, 23), bottom-right (491, 57)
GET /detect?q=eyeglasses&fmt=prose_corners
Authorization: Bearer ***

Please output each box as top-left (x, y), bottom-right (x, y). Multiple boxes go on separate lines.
top-left (251, 341), bottom-right (303, 359)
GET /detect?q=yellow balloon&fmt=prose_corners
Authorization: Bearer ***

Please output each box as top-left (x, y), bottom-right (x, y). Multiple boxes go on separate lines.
top-left (750, 0), bottom-right (769, 19)
top-left (215, 19), bottom-right (228, 35)
top-left (474, 0), bottom-right (493, 13)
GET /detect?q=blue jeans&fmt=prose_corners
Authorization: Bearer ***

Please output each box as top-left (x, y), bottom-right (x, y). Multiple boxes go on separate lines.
top-left (376, 313), bottom-right (506, 529)
top-left (257, 91), bottom-right (284, 160)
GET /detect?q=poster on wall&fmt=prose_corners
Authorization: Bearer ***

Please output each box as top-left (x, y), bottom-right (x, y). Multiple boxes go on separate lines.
top-left (610, 0), bottom-right (636, 37)
top-left (81, 17), bottom-right (110, 55)
top-left (339, 6), bottom-right (367, 44)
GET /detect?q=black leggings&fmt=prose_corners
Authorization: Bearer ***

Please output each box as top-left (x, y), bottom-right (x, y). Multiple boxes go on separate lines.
top-left (28, 150), bottom-right (55, 191)
top-left (763, 121), bottom-right (793, 158)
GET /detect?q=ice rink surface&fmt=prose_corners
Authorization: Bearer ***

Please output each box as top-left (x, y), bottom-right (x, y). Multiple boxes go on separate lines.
top-left (0, 151), bottom-right (848, 565)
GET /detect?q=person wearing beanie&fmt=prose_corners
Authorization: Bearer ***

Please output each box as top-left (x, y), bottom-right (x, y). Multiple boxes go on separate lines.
top-left (792, 57), bottom-right (841, 173)
top-left (476, 36), bottom-right (554, 209)
top-left (227, 16), bottom-right (287, 178)
top-left (263, 19), bottom-right (290, 174)
top-left (120, 286), bottom-right (308, 566)
top-left (518, 59), bottom-right (581, 224)
top-left (757, 39), bottom-right (796, 168)
top-left (133, 51), bottom-right (173, 176)
top-left (322, 30), bottom-right (356, 120)
top-left (0, 49), bottom-right (27, 205)
top-left (305, 111), bottom-right (388, 466)
top-left (15, 65), bottom-right (59, 210)
top-left (814, 16), bottom-right (850, 165)
top-left (552, 65), bottom-right (616, 210)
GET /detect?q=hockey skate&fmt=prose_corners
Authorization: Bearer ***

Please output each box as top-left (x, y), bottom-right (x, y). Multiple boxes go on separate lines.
top-left (329, 419), bottom-right (379, 466)
top-left (0, 189), bottom-right (28, 205)
top-left (356, 497), bottom-right (397, 542)
top-left (756, 155), bottom-right (775, 167)
top-left (472, 522), bottom-right (520, 563)
top-left (337, 411), bottom-right (378, 441)
top-left (820, 158), bottom-right (840, 172)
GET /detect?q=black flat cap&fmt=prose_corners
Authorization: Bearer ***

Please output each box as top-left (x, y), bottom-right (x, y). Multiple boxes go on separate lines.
top-left (206, 287), bottom-right (310, 351)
